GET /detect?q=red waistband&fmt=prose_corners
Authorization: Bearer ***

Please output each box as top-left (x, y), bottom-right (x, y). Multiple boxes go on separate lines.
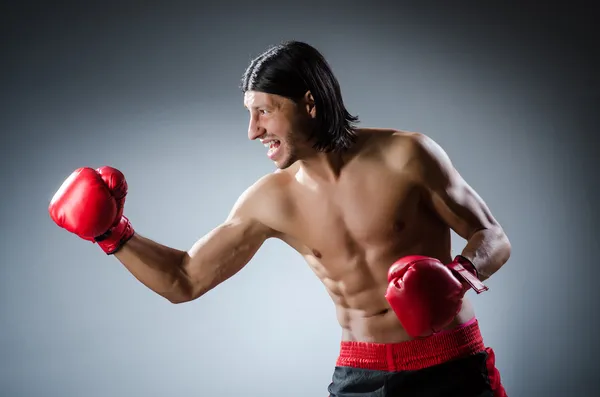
top-left (335, 319), bottom-right (485, 372)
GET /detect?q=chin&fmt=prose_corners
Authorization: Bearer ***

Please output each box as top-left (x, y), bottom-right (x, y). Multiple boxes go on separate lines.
top-left (275, 152), bottom-right (297, 169)
top-left (275, 157), bottom-right (294, 170)
top-left (273, 144), bottom-right (296, 169)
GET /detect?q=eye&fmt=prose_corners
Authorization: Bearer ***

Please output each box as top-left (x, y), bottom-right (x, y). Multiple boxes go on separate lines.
top-left (259, 109), bottom-right (269, 115)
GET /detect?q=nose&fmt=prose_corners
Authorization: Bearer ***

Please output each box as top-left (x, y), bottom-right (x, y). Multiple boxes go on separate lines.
top-left (247, 113), bottom-right (265, 141)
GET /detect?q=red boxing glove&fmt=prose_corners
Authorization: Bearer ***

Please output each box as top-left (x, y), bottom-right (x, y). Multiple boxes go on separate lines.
top-left (48, 166), bottom-right (135, 254)
top-left (384, 255), bottom-right (488, 338)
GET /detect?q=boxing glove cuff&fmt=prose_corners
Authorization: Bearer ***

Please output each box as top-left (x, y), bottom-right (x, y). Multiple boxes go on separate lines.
top-left (95, 216), bottom-right (135, 255)
top-left (447, 255), bottom-right (489, 294)
top-left (454, 255), bottom-right (479, 277)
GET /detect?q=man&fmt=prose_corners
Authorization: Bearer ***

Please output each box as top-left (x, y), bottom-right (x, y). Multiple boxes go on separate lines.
top-left (49, 41), bottom-right (511, 396)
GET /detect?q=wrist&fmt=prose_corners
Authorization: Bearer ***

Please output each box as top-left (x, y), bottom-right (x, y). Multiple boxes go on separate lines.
top-left (447, 255), bottom-right (489, 294)
top-left (453, 255), bottom-right (479, 279)
top-left (95, 216), bottom-right (135, 254)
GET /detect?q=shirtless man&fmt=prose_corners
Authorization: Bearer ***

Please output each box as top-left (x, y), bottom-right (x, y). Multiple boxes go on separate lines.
top-left (49, 41), bottom-right (511, 396)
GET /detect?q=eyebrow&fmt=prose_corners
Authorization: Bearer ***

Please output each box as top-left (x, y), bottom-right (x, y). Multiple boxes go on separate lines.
top-left (245, 104), bottom-right (269, 110)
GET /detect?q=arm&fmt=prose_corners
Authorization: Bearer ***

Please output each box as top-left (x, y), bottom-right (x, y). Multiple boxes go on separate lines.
top-left (114, 177), bottom-right (278, 303)
top-left (412, 133), bottom-right (512, 280)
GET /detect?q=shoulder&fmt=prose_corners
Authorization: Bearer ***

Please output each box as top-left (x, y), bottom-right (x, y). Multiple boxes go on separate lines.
top-left (354, 127), bottom-right (434, 152)
top-left (360, 128), bottom-right (457, 184)
top-left (227, 170), bottom-right (294, 235)
top-left (359, 129), bottom-right (448, 165)
top-left (387, 129), bottom-right (443, 157)
top-left (232, 171), bottom-right (293, 210)
top-left (397, 131), bottom-right (452, 170)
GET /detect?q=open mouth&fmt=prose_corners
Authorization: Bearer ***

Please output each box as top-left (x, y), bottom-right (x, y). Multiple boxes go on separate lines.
top-left (264, 140), bottom-right (281, 160)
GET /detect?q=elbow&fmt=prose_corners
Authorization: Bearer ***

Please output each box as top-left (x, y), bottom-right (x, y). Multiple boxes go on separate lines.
top-left (163, 277), bottom-right (197, 304)
top-left (167, 290), bottom-right (207, 304)
top-left (504, 233), bottom-right (512, 258)
top-left (165, 287), bottom-right (192, 304)
top-left (496, 226), bottom-right (512, 265)
top-left (165, 279), bottom-right (209, 304)
top-left (167, 295), bottom-right (191, 304)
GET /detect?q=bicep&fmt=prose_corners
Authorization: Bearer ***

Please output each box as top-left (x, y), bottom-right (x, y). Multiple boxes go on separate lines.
top-left (182, 216), bottom-right (270, 297)
top-left (181, 180), bottom-right (278, 299)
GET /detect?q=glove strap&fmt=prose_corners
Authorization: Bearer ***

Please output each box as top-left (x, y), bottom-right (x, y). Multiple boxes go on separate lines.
top-left (95, 216), bottom-right (135, 255)
top-left (447, 255), bottom-right (489, 294)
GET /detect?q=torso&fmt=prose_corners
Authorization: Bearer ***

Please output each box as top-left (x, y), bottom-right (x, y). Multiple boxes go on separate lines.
top-left (264, 129), bottom-right (475, 343)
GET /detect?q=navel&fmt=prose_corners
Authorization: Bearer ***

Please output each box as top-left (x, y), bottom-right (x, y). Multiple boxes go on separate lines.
top-left (312, 248), bottom-right (322, 258)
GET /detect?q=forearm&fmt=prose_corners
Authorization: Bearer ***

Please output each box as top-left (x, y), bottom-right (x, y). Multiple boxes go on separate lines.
top-left (114, 233), bottom-right (192, 303)
top-left (460, 226), bottom-right (511, 281)
top-left (113, 218), bottom-right (269, 303)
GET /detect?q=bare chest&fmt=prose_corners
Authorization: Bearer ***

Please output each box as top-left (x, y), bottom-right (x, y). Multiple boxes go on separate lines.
top-left (283, 169), bottom-right (423, 261)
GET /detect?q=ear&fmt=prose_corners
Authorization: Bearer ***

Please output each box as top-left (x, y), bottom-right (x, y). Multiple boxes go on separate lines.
top-left (303, 90), bottom-right (316, 118)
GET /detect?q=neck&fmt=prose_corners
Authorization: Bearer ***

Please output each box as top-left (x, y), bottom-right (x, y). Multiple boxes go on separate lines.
top-left (297, 150), bottom-right (345, 182)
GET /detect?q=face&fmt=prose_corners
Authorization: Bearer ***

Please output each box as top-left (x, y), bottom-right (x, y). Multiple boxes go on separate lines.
top-left (244, 90), bottom-right (315, 169)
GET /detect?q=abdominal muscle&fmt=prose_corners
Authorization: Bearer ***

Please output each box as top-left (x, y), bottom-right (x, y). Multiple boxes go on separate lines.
top-left (313, 258), bottom-right (477, 344)
top-left (332, 287), bottom-right (476, 343)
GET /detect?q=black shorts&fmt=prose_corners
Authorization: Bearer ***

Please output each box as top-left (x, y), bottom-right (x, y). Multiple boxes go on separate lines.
top-left (328, 319), bottom-right (506, 397)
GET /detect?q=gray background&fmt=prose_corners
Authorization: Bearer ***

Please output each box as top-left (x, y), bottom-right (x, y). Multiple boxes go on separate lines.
top-left (1, 1), bottom-right (597, 396)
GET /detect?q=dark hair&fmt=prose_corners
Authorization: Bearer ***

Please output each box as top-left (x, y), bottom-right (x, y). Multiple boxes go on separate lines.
top-left (241, 41), bottom-right (359, 152)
